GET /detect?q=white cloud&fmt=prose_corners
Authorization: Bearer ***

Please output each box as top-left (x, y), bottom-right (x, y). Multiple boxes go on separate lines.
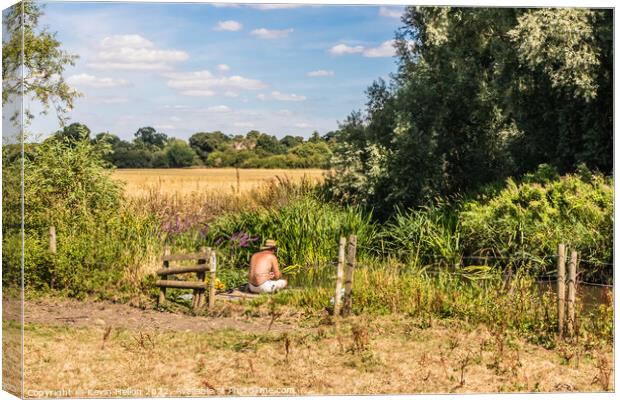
top-left (100, 34), bottom-right (154, 49)
top-left (67, 73), bottom-right (128, 88)
top-left (295, 122), bottom-right (310, 128)
top-left (307, 69), bottom-right (334, 77)
top-left (379, 6), bottom-right (403, 19)
top-left (363, 40), bottom-right (397, 58)
top-left (154, 124), bottom-right (175, 130)
top-left (214, 20), bottom-right (243, 31)
top-left (88, 34), bottom-right (188, 70)
top-left (234, 121), bottom-right (254, 127)
top-left (250, 4), bottom-right (304, 9)
top-left (99, 97), bottom-right (129, 104)
top-left (211, 3), bottom-right (241, 8)
top-left (277, 109), bottom-right (292, 115)
top-left (224, 91), bottom-right (239, 97)
top-left (211, 3), bottom-right (304, 9)
top-left (180, 90), bottom-right (216, 97)
top-left (166, 70), bottom-right (267, 94)
top-left (217, 64), bottom-right (231, 72)
top-left (207, 105), bottom-right (232, 113)
top-left (250, 28), bottom-right (293, 39)
top-left (258, 90), bottom-right (306, 102)
top-left (329, 40), bottom-right (397, 58)
top-left (329, 43), bottom-right (364, 55)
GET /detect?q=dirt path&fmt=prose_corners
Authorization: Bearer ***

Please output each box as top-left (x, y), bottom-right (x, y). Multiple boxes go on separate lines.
top-left (22, 298), bottom-right (294, 333)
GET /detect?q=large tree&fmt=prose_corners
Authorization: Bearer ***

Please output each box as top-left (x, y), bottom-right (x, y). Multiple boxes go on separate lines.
top-left (188, 131), bottom-right (230, 162)
top-left (133, 126), bottom-right (168, 149)
top-left (2, 0), bottom-right (80, 125)
top-left (329, 7), bottom-right (612, 213)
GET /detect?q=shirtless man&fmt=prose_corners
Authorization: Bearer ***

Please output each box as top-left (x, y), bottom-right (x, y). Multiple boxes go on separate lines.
top-left (248, 239), bottom-right (287, 294)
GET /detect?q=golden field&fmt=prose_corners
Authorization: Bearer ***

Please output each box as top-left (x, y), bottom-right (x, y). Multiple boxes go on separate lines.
top-left (113, 168), bottom-right (326, 197)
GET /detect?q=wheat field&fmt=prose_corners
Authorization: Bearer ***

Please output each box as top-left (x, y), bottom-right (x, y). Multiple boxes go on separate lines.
top-left (113, 168), bottom-right (326, 197)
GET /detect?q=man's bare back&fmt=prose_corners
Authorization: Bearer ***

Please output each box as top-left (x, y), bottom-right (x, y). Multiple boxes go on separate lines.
top-left (248, 241), bottom-right (287, 294)
top-left (249, 250), bottom-right (281, 286)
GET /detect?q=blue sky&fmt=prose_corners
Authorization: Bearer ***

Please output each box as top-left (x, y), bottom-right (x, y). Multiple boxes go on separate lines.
top-left (27, 2), bottom-right (406, 140)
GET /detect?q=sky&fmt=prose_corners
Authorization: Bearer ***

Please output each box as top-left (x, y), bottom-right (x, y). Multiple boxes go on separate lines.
top-left (24, 2), bottom-right (406, 140)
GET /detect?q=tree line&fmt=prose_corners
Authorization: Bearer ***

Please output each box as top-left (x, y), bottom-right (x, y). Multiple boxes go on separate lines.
top-left (327, 7), bottom-right (612, 215)
top-left (52, 123), bottom-right (335, 168)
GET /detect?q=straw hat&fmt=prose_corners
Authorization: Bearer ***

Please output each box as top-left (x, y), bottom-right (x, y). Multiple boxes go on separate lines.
top-left (260, 239), bottom-right (277, 250)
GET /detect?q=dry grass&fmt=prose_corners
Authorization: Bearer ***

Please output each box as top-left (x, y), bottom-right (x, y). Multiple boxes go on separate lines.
top-left (113, 168), bottom-right (325, 198)
top-left (3, 297), bottom-right (23, 398)
top-left (23, 314), bottom-right (613, 397)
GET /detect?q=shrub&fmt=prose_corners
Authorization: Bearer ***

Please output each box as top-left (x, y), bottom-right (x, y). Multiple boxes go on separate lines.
top-left (10, 136), bottom-right (162, 296)
top-left (379, 205), bottom-right (461, 268)
top-left (460, 167), bottom-right (613, 281)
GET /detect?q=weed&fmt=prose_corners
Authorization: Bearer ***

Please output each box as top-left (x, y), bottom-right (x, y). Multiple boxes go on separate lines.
top-left (349, 322), bottom-right (370, 354)
top-left (592, 350), bottom-right (612, 391)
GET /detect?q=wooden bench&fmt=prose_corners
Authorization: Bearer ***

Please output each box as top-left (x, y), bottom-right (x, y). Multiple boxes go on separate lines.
top-left (156, 246), bottom-right (217, 310)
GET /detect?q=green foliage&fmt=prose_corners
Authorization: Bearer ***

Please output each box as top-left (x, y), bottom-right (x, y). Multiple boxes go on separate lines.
top-left (54, 122), bottom-right (91, 142)
top-left (328, 7), bottom-right (612, 212)
top-left (98, 127), bottom-right (333, 169)
top-left (2, 0), bottom-right (80, 125)
top-left (460, 167), bottom-right (613, 281)
top-left (134, 126), bottom-right (168, 149)
top-left (169, 197), bottom-right (378, 288)
top-left (380, 206), bottom-right (460, 267)
top-left (5, 136), bottom-right (161, 296)
top-left (189, 131), bottom-right (229, 163)
top-left (164, 139), bottom-right (198, 167)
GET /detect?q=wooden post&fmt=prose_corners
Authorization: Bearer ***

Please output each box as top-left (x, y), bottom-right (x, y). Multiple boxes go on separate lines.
top-left (194, 247), bottom-right (207, 310)
top-left (557, 244), bottom-right (566, 336)
top-left (236, 167), bottom-right (241, 195)
top-left (567, 250), bottom-right (578, 338)
top-left (49, 226), bottom-right (57, 254)
top-left (49, 226), bottom-right (57, 288)
top-left (208, 250), bottom-right (217, 310)
top-left (158, 245), bottom-right (171, 306)
top-left (342, 235), bottom-right (357, 317)
top-left (333, 237), bottom-right (346, 319)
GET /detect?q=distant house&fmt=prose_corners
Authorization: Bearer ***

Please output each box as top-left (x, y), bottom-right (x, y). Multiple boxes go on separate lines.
top-left (232, 140), bottom-right (256, 150)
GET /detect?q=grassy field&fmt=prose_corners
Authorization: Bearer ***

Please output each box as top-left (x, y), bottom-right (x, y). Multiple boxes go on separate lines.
top-left (20, 298), bottom-right (613, 397)
top-left (113, 168), bottom-right (326, 197)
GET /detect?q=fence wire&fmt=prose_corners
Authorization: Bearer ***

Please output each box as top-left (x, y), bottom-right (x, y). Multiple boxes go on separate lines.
top-left (336, 244), bottom-right (614, 288)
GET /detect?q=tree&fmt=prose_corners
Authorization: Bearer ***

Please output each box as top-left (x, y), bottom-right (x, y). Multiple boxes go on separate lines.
top-left (280, 135), bottom-right (304, 148)
top-left (330, 7), bottom-right (612, 213)
top-left (256, 133), bottom-right (286, 154)
top-left (54, 122), bottom-right (91, 142)
top-left (189, 131), bottom-right (230, 162)
top-left (165, 139), bottom-right (197, 167)
top-left (2, 0), bottom-right (80, 125)
top-left (134, 127), bottom-right (168, 149)
top-left (309, 131), bottom-right (322, 143)
top-left (92, 132), bottom-right (121, 147)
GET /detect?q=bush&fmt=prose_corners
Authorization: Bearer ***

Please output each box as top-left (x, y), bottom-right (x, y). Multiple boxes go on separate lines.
top-left (460, 167), bottom-right (613, 281)
top-left (10, 136), bottom-right (162, 296)
top-left (165, 139), bottom-right (198, 167)
top-left (379, 205), bottom-right (461, 267)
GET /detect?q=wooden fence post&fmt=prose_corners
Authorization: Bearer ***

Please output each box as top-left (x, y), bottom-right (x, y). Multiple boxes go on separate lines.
top-left (208, 250), bottom-right (217, 310)
top-left (49, 226), bottom-right (57, 254)
top-left (158, 245), bottom-right (171, 306)
top-left (342, 235), bottom-right (357, 317)
top-left (557, 243), bottom-right (566, 336)
top-left (49, 226), bottom-right (57, 288)
top-left (194, 246), bottom-right (208, 310)
top-left (333, 237), bottom-right (346, 319)
top-left (567, 250), bottom-right (578, 338)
